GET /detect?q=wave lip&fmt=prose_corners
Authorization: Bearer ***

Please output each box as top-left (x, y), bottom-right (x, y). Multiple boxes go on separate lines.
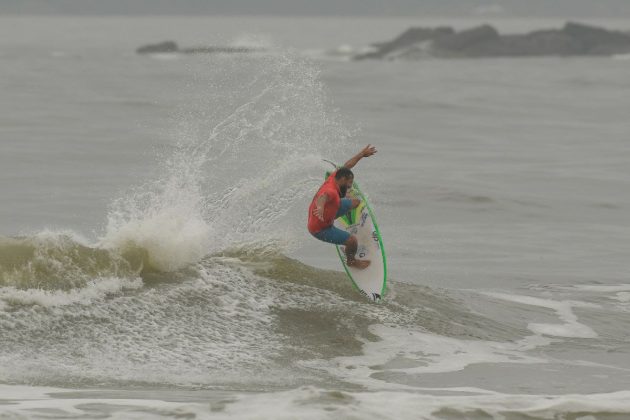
top-left (0, 231), bottom-right (141, 291)
top-left (102, 203), bottom-right (212, 273)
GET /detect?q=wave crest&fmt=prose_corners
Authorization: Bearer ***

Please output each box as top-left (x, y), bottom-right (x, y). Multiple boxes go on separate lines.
top-left (0, 231), bottom-right (141, 290)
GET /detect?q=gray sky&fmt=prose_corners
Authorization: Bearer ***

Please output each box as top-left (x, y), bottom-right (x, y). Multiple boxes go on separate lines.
top-left (2, 0), bottom-right (630, 17)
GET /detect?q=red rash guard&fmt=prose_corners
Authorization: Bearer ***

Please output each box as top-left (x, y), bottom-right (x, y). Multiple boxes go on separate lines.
top-left (308, 171), bottom-right (340, 234)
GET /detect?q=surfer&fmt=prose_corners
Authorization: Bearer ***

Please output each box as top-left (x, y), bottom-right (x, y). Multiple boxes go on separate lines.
top-left (308, 145), bottom-right (377, 269)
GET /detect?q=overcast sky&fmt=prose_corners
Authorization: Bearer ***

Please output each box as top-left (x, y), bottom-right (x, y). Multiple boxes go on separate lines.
top-left (2, 0), bottom-right (630, 17)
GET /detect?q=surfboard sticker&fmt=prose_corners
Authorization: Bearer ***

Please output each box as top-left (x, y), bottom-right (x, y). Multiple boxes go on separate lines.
top-left (324, 165), bottom-right (387, 302)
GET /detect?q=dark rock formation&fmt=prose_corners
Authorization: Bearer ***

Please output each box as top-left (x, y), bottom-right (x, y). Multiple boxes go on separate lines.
top-left (136, 41), bottom-right (262, 55)
top-left (355, 22), bottom-right (630, 60)
top-left (180, 46), bottom-right (259, 54)
top-left (356, 27), bottom-right (454, 59)
top-left (563, 22), bottom-right (630, 54)
top-left (136, 41), bottom-right (179, 54)
top-left (432, 25), bottom-right (499, 54)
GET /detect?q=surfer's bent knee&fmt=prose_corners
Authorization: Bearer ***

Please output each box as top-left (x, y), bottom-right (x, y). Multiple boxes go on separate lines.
top-left (311, 225), bottom-right (351, 246)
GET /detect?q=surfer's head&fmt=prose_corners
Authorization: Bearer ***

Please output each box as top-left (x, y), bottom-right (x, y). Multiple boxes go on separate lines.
top-left (335, 167), bottom-right (354, 197)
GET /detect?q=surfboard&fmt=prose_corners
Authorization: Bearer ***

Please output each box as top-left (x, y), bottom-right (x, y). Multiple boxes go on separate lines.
top-left (324, 162), bottom-right (387, 302)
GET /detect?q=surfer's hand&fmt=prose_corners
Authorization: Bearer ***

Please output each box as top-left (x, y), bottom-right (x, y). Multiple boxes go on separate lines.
top-left (361, 144), bottom-right (377, 158)
top-left (343, 146), bottom-right (377, 169)
top-left (312, 206), bottom-right (325, 221)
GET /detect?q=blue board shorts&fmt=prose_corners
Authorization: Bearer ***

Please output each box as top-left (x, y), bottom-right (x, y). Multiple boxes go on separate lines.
top-left (311, 198), bottom-right (353, 245)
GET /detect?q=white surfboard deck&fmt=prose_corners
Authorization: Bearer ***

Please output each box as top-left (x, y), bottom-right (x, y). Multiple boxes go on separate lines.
top-left (324, 163), bottom-right (387, 302)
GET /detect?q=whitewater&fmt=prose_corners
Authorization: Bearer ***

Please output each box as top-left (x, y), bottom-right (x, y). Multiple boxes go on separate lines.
top-left (1, 16), bottom-right (630, 419)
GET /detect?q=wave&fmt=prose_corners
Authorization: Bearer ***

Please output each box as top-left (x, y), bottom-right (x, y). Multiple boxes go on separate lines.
top-left (0, 230), bottom-right (525, 389)
top-left (0, 231), bottom-right (143, 290)
top-left (0, 50), bottom-right (353, 387)
top-left (0, 230), bottom-right (613, 395)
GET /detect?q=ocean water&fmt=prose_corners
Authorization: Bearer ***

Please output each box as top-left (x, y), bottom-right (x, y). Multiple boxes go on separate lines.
top-left (1, 16), bottom-right (630, 419)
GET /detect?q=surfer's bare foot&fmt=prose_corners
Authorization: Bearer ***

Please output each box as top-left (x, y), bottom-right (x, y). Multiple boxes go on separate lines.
top-left (347, 259), bottom-right (371, 269)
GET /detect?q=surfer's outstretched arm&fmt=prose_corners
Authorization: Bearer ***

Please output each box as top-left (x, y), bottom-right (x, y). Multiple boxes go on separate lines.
top-left (343, 144), bottom-right (377, 169)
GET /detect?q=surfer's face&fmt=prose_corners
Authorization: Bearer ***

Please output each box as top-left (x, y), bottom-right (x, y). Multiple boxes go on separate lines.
top-left (339, 176), bottom-right (353, 197)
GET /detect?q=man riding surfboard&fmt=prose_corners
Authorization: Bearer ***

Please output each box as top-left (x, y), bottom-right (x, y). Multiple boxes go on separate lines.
top-left (308, 145), bottom-right (377, 269)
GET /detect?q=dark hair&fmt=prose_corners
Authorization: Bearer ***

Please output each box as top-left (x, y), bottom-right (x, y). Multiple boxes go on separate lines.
top-left (335, 167), bottom-right (354, 180)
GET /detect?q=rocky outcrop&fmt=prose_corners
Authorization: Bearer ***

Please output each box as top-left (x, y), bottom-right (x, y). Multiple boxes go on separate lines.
top-left (180, 46), bottom-right (259, 54)
top-left (563, 22), bottom-right (630, 54)
top-left (355, 22), bottom-right (630, 59)
top-left (356, 27), bottom-right (454, 59)
top-left (136, 41), bottom-right (179, 54)
top-left (136, 41), bottom-right (261, 55)
top-left (432, 25), bottom-right (499, 54)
